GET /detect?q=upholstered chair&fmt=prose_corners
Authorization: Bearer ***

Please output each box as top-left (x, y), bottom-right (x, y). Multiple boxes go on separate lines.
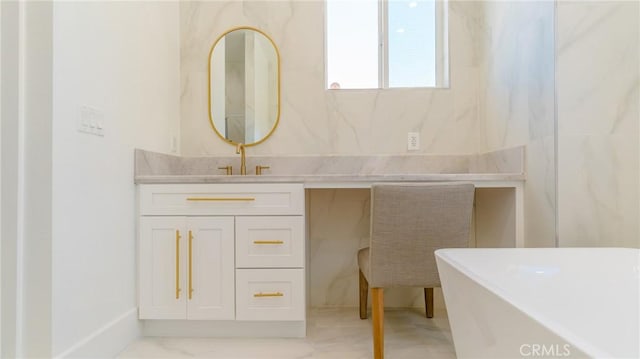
top-left (357, 183), bottom-right (475, 359)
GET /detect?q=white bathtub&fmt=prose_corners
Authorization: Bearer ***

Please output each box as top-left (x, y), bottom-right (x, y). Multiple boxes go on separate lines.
top-left (436, 248), bottom-right (639, 358)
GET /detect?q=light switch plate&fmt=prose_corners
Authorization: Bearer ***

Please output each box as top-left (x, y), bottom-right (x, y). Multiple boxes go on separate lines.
top-left (78, 105), bottom-right (105, 137)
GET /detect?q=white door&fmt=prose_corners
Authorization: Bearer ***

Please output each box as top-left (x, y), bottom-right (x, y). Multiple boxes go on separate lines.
top-left (186, 216), bottom-right (235, 320)
top-left (139, 217), bottom-right (187, 319)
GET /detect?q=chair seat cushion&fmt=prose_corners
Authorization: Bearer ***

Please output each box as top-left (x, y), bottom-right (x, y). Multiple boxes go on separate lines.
top-left (357, 247), bottom-right (370, 281)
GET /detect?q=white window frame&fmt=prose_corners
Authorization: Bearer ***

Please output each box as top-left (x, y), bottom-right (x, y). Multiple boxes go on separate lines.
top-left (326, 0), bottom-right (449, 89)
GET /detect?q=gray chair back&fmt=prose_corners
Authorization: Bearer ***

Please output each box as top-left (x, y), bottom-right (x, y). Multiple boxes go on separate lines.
top-left (368, 183), bottom-right (474, 288)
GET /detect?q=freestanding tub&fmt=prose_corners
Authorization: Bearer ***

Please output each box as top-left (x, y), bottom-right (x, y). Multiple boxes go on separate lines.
top-left (436, 248), bottom-right (639, 358)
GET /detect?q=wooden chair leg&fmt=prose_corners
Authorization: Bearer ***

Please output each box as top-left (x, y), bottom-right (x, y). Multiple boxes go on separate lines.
top-left (424, 287), bottom-right (434, 318)
top-left (359, 269), bottom-right (369, 319)
top-left (372, 287), bottom-right (384, 359)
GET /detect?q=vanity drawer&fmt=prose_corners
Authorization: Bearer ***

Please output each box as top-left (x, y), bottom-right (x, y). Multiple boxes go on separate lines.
top-left (139, 184), bottom-right (304, 216)
top-left (235, 269), bottom-right (305, 321)
top-left (236, 216), bottom-right (304, 268)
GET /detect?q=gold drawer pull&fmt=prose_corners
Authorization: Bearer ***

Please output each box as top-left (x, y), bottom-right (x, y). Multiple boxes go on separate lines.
top-left (254, 292), bottom-right (284, 298)
top-left (187, 197), bottom-right (255, 201)
top-left (253, 240), bottom-right (284, 245)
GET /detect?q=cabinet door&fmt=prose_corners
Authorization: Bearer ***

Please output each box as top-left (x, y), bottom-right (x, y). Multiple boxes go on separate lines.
top-left (186, 217), bottom-right (235, 320)
top-left (139, 217), bottom-right (187, 319)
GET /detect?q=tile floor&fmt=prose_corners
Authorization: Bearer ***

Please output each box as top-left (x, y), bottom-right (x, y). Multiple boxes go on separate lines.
top-left (118, 307), bottom-right (456, 358)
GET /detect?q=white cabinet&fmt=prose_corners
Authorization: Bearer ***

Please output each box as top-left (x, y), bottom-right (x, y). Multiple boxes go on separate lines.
top-left (138, 216), bottom-right (235, 320)
top-left (138, 183), bottom-right (306, 327)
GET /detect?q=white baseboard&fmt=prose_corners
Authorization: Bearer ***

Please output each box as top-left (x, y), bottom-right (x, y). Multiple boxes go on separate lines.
top-left (142, 320), bottom-right (306, 338)
top-left (54, 308), bottom-right (140, 358)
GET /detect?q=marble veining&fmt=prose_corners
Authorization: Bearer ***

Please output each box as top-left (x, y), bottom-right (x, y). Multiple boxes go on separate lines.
top-left (177, 0), bottom-right (555, 255)
top-left (469, 146), bottom-right (525, 174)
top-left (478, 1), bottom-right (556, 247)
top-left (180, 0), bottom-right (483, 156)
top-left (117, 308), bottom-right (455, 358)
top-left (177, 0), bottom-right (557, 249)
top-left (557, 1), bottom-right (640, 248)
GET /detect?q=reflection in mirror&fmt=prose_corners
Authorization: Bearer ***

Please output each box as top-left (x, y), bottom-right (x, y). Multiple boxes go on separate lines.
top-left (209, 27), bottom-right (280, 146)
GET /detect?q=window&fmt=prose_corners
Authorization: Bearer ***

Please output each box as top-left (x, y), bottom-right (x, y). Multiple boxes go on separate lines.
top-left (326, 0), bottom-right (448, 89)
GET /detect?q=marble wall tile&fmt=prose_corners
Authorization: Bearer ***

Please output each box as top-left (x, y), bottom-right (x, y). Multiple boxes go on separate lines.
top-left (180, 0), bottom-right (482, 156)
top-left (558, 135), bottom-right (639, 248)
top-left (478, 1), bottom-right (556, 248)
top-left (176, 2), bottom-right (490, 309)
top-left (469, 146), bottom-right (525, 174)
top-left (134, 149), bottom-right (182, 176)
top-left (171, 0), bottom-right (631, 310)
top-left (557, 1), bottom-right (639, 136)
top-left (524, 136), bottom-right (556, 248)
top-left (479, 1), bottom-right (555, 149)
top-left (308, 189), bottom-right (370, 307)
top-left (448, 1), bottom-right (484, 68)
top-left (557, 1), bottom-right (640, 248)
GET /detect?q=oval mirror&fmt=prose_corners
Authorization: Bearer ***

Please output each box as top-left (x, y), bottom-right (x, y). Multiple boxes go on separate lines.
top-left (208, 27), bottom-right (280, 146)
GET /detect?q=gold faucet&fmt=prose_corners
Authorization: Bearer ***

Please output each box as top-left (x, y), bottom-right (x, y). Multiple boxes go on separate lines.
top-left (255, 165), bottom-right (270, 175)
top-left (236, 143), bottom-right (247, 175)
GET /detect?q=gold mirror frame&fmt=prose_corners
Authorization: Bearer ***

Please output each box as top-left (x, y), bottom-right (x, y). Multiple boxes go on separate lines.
top-left (207, 26), bottom-right (281, 147)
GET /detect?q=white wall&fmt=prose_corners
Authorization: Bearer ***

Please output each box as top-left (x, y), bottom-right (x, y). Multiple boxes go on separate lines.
top-left (0, 2), bottom-right (180, 356)
top-left (51, 2), bottom-right (180, 357)
top-left (1, 2), bottom-right (20, 356)
top-left (0, 0), bottom-right (2, 352)
top-left (22, 2), bottom-right (54, 356)
top-left (0, 2), bottom-right (57, 356)
top-left (557, 1), bottom-right (640, 248)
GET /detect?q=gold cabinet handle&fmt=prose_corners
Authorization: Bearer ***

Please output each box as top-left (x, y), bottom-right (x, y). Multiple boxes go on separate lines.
top-left (253, 240), bottom-right (284, 245)
top-left (175, 230), bottom-right (181, 299)
top-left (254, 292), bottom-right (284, 298)
top-left (186, 197), bottom-right (255, 202)
top-left (188, 230), bottom-right (194, 300)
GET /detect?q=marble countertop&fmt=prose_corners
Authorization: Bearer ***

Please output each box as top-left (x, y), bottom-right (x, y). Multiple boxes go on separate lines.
top-left (134, 147), bottom-right (526, 188)
top-left (135, 173), bottom-right (525, 187)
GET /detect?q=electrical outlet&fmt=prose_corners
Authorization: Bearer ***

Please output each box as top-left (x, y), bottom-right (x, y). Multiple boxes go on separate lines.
top-left (408, 132), bottom-right (420, 151)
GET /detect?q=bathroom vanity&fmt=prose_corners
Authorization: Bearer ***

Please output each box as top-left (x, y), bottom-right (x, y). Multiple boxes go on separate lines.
top-left (137, 183), bottom-right (307, 336)
top-left (134, 147), bottom-right (525, 337)
top-left (134, 24), bottom-right (525, 337)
